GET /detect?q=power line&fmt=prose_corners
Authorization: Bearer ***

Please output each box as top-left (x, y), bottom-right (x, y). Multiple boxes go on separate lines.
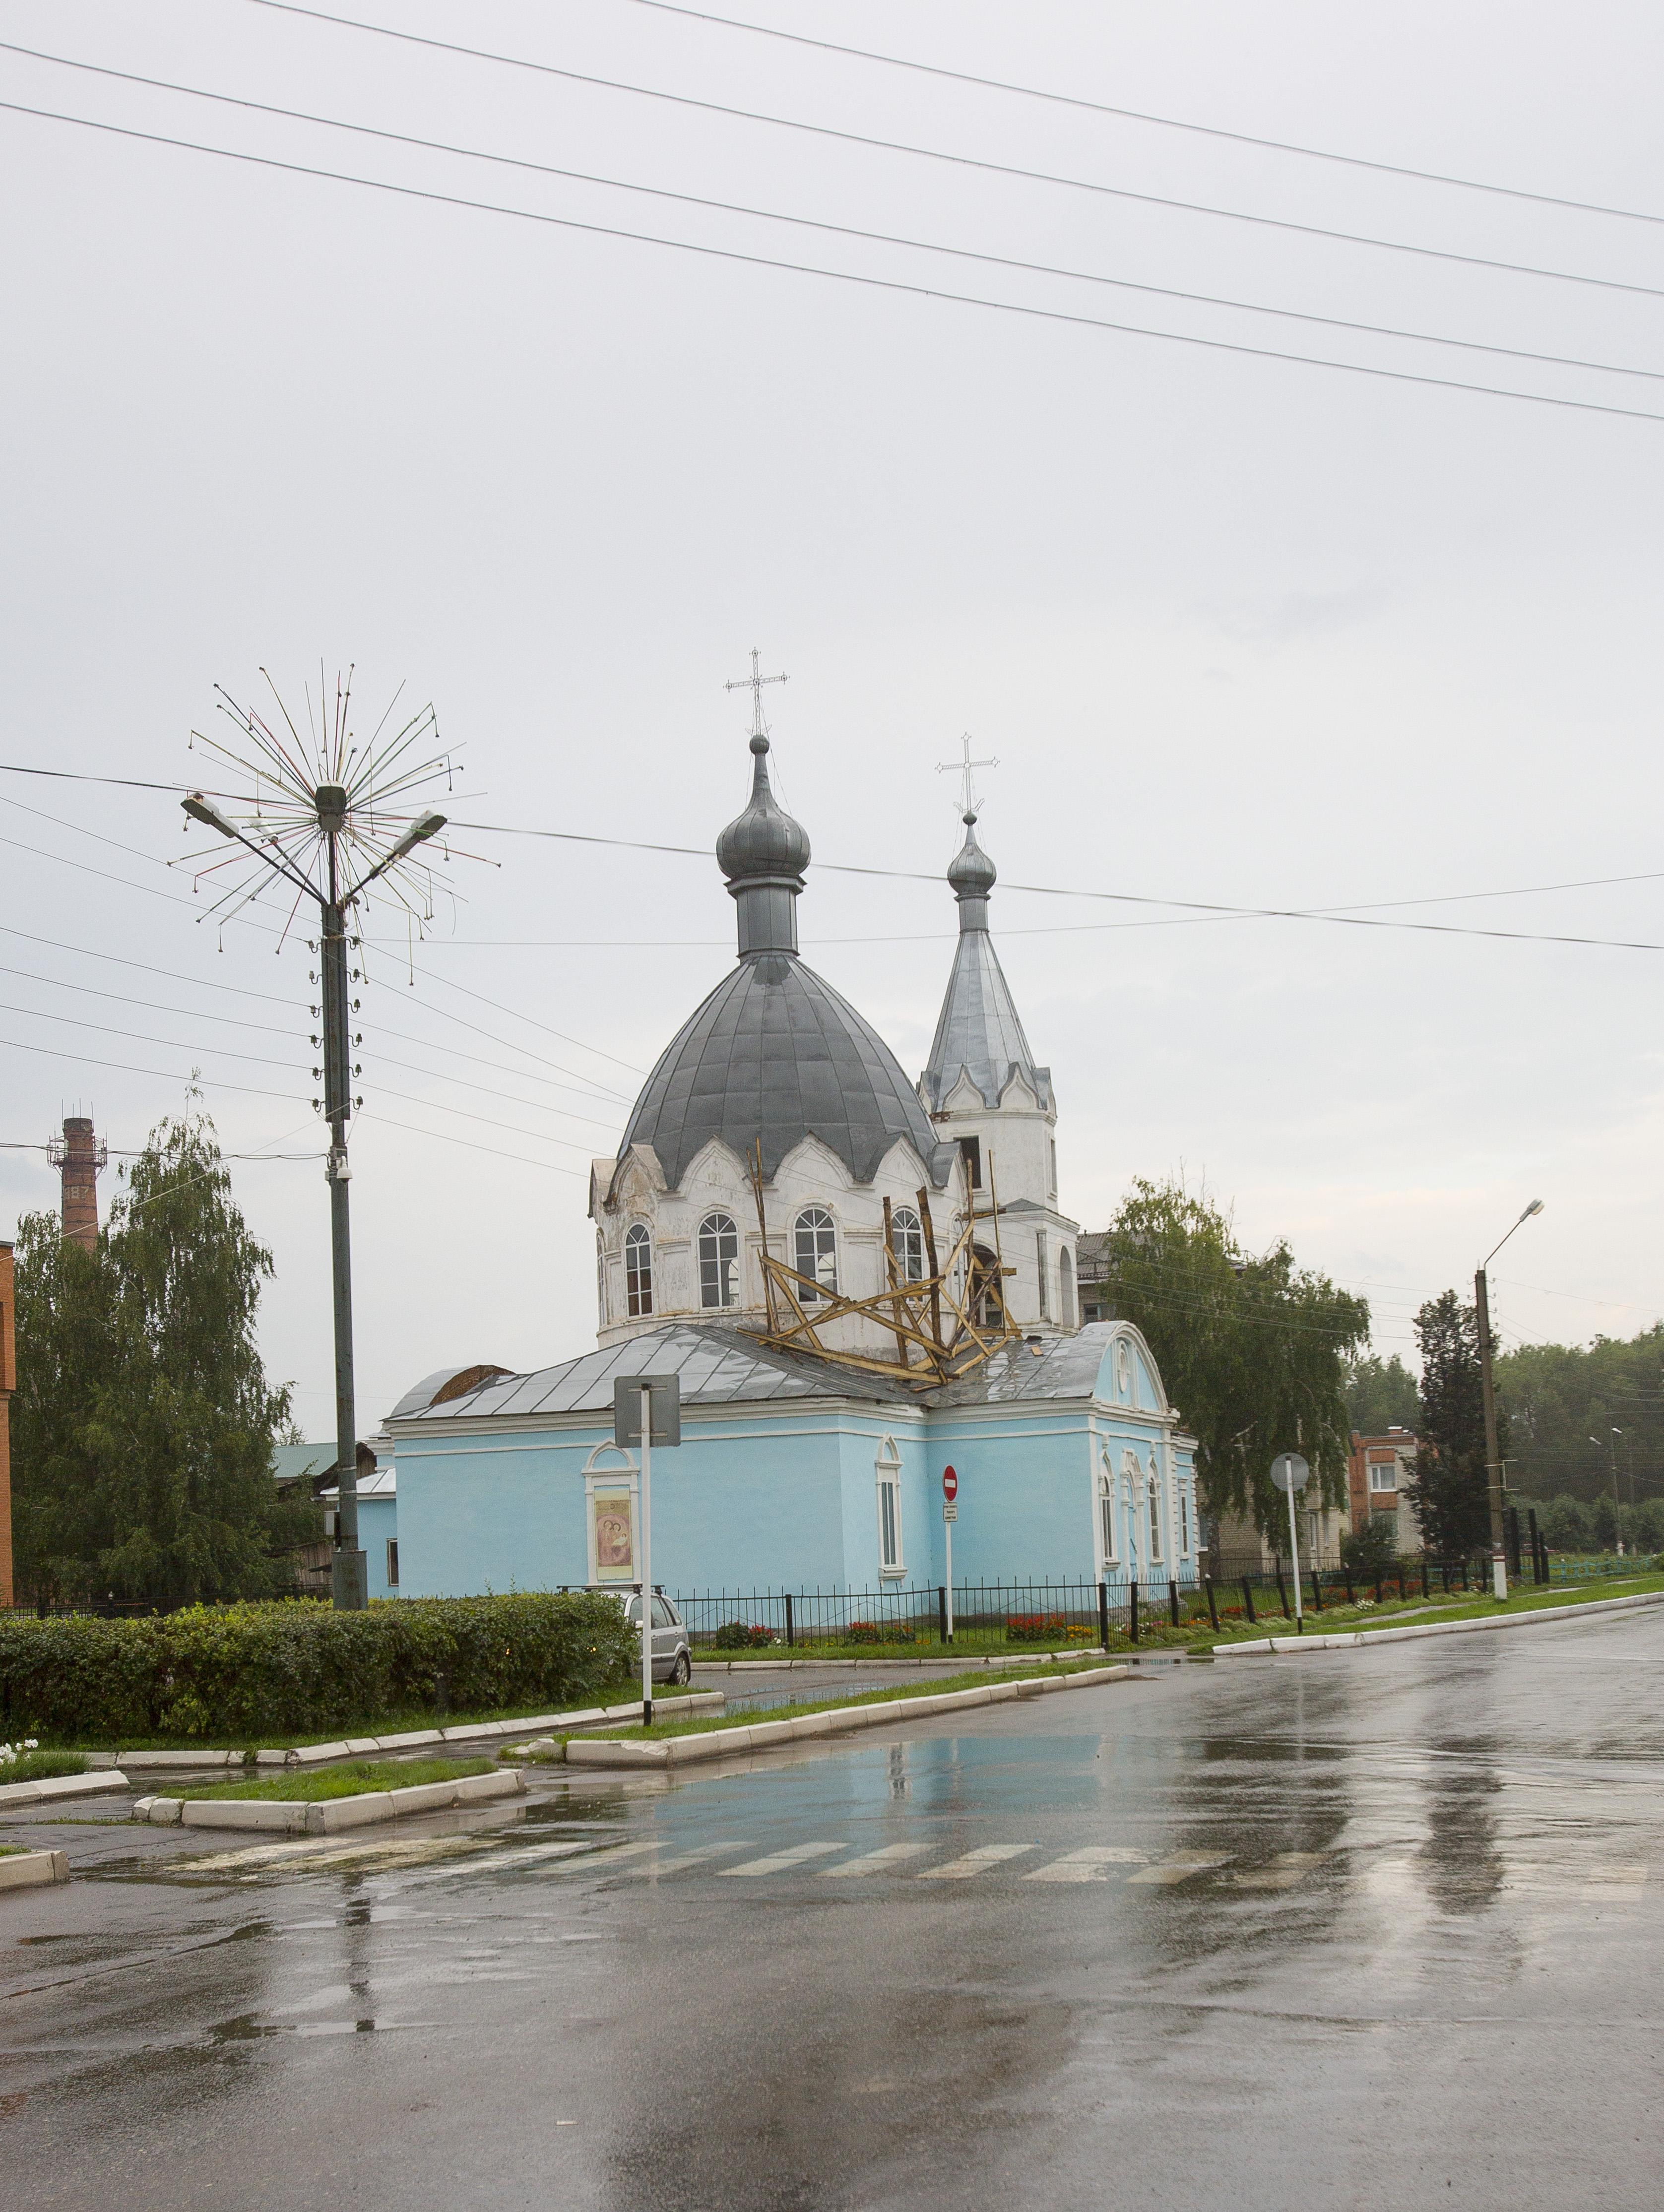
top-left (357, 1107), bottom-right (587, 1179)
top-left (5, 42), bottom-right (1658, 388)
top-left (447, 819), bottom-right (1664, 953)
top-left (0, 960), bottom-right (304, 1038)
top-left (0, 921), bottom-right (297, 1005)
top-left (243, 1), bottom-right (1664, 309)
top-left (9, 98), bottom-right (1663, 427)
top-left (624, 0), bottom-right (1664, 231)
top-left (0, 1031), bottom-right (307, 1104)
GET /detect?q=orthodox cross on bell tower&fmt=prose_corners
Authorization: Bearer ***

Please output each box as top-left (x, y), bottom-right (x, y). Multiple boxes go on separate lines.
top-left (725, 647), bottom-right (788, 739)
top-left (937, 732), bottom-right (998, 819)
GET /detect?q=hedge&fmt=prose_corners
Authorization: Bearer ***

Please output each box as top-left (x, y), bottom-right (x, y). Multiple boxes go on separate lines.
top-left (0, 1592), bottom-right (639, 1744)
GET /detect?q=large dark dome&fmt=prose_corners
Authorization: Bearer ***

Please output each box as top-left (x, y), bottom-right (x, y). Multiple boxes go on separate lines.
top-left (618, 955), bottom-right (951, 1191)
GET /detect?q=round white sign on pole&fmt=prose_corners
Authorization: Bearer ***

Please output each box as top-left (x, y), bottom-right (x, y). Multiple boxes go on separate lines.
top-left (1270, 1452), bottom-right (1310, 1495)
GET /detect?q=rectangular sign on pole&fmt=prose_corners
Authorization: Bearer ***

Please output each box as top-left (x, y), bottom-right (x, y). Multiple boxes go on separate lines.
top-left (613, 1373), bottom-right (681, 1449)
top-left (942, 1504), bottom-right (958, 1521)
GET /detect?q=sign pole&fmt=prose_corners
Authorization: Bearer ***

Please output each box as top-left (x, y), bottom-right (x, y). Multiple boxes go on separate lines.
top-left (640, 1382), bottom-right (653, 1728)
top-left (942, 1465), bottom-right (959, 1643)
top-left (1269, 1452), bottom-right (1310, 1637)
top-left (946, 1511), bottom-right (954, 1643)
top-left (1286, 1470), bottom-right (1304, 1633)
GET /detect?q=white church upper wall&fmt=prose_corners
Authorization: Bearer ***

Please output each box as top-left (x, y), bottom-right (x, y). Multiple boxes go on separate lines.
top-left (1091, 1323), bottom-right (1170, 1417)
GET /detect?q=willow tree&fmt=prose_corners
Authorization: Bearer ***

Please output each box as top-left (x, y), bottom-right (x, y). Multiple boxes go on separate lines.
top-left (11, 1106), bottom-right (314, 1607)
top-left (1097, 1177), bottom-right (1370, 1542)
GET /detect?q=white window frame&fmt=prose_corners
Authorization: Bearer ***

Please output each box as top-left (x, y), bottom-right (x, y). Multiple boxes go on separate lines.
top-left (794, 1206), bottom-right (838, 1301)
top-left (385, 1537), bottom-right (399, 1588)
top-left (1147, 1468), bottom-right (1164, 1564)
top-left (1368, 1460), bottom-right (1397, 1493)
top-left (698, 1210), bottom-right (741, 1310)
top-left (875, 1437), bottom-right (903, 1577)
top-left (1036, 1228), bottom-right (1049, 1319)
top-left (596, 1233), bottom-right (609, 1326)
top-left (891, 1206), bottom-right (925, 1284)
top-left (624, 1222), bottom-right (653, 1318)
top-left (1097, 1454), bottom-right (1118, 1570)
top-left (1058, 1246), bottom-right (1075, 1328)
top-left (1178, 1484), bottom-right (1192, 1558)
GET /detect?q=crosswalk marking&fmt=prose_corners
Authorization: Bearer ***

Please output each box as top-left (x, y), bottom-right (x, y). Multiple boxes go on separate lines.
top-left (1228, 1851), bottom-right (1325, 1890)
top-left (1127, 1851), bottom-right (1235, 1885)
top-left (820, 1843), bottom-right (933, 1877)
top-left (919, 1845), bottom-right (1035, 1880)
top-left (721, 1841), bottom-right (850, 1876)
top-left (630, 1842), bottom-right (755, 1876)
top-left (1025, 1848), bottom-right (1150, 1883)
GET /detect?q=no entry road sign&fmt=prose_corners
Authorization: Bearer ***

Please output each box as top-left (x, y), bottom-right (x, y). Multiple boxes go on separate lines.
top-left (943, 1465), bottom-right (958, 1502)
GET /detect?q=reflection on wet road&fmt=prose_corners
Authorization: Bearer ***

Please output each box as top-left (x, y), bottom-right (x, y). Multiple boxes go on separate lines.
top-left (3, 1607), bottom-right (1661, 2211)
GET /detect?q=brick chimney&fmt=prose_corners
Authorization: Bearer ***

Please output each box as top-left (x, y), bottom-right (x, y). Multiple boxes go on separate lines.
top-left (49, 1116), bottom-right (107, 1254)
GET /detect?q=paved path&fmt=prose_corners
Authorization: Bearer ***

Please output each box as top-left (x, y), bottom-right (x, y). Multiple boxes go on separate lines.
top-left (2, 1609), bottom-right (1660, 2210)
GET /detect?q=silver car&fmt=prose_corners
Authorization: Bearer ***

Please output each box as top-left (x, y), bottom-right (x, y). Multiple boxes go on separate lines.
top-left (619, 1590), bottom-right (693, 1685)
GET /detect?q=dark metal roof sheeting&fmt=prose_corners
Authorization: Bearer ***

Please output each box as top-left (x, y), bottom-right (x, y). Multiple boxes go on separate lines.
top-left (615, 954), bottom-right (955, 1192)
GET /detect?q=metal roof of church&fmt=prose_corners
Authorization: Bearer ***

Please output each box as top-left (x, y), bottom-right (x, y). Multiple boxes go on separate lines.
top-left (617, 957), bottom-right (955, 1191)
top-left (389, 1322), bottom-right (1131, 1424)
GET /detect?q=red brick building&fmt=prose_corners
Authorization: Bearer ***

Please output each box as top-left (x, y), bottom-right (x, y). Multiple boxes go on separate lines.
top-left (1348, 1426), bottom-right (1420, 1549)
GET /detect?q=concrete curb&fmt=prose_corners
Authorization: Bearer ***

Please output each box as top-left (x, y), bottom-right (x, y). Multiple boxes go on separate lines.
top-left (135, 1768), bottom-right (527, 1833)
top-left (93, 1694), bottom-right (727, 1772)
top-left (565, 1664), bottom-right (1132, 1769)
top-left (1212, 1587), bottom-right (1664, 1656)
top-left (0, 1769), bottom-right (131, 1809)
top-left (0, 1848), bottom-right (70, 1891)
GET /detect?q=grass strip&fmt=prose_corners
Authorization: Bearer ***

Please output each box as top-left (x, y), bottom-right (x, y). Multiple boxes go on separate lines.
top-left (0, 1751), bottom-right (89, 1785)
top-left (61, 1679), bottom-right (704, 1755)
top-left (1209, 1571), bottom-right (1664, 1645)
top-left (578, 1658), bottom-right (1113, 1742)
top-left (175, 1756), bottom-right (495, 1804)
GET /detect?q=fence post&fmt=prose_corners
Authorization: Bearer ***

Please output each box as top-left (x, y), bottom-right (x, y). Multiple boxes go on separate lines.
top-left (1420, 1558), bottom-right (1429, 1599)
top-left (1204, 1576), bottom-right (1219, 1632)
top-left (1441, 1560), bottom-right (1450, 1593)
top-left (1129, 1581), bottom-right (1140, 1644)
top-left (1098, 1580), bottom-right (1110, 1650)
top-left (1344, 1569), bottom-right (1354, 1606)
top-left (1275, 1559), bottom-right (1290, 1619)
top-left (1310, 1568), bottom-right (1322, 1614)
top-left (1241, 1576), bottom-right (1255, 1625)
top-left (1167, 1579), bottom-right (1180, 1628)
top-left (1527, 1510), bottom-right (1542, 1585)
top-left (1460, 1558), bottom-right (1469, 1591)
top-left (785, 1592), bottom-right (795, 1649)
top-left (938, 1586), bottom-right (948, 1646)
top-left (1374, 1574), bottom-right (1383, 1604)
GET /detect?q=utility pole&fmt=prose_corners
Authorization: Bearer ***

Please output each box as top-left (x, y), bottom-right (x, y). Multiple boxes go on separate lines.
top-left (1475, 1200), bottom-right (1544, 1601)
top-left (181, 673), bottom-right (451, 1608)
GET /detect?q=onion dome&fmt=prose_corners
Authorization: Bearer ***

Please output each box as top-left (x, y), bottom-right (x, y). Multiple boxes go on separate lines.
top-left (946, 809), bottom-right (998, 914)
top-left (922, 810), bottom-right (1051, 1113)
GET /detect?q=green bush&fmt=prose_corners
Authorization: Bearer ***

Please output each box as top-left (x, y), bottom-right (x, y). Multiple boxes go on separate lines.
top-left (710, 1621), bottom-right (778, 1649)
top-left (0, 1591), bottom-right (637, 1746)
top-left (843, 1621), bottom-right (915, 1645)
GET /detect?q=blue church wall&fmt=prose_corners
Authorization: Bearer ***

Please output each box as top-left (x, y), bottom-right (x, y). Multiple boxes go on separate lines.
top-left (357, 1494), bottom-right (398, 1601)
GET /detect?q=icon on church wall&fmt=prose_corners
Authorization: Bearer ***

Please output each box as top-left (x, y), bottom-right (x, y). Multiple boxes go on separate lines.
top-left (592, 1488), bottom-right (636, 1581)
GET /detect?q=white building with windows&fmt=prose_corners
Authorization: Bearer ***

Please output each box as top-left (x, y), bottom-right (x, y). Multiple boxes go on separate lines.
top-left (385, 714), bottom-right (1199, 1603)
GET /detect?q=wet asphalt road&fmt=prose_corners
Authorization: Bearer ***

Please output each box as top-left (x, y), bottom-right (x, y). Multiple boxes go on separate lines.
top-left (3, 1608), bottom-right (1660, 2212)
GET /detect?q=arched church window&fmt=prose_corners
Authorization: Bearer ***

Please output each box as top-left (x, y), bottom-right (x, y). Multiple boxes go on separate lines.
top-left (699, 1212), bottom-right (740, 1310)
top-left (794, 1207), bottom-right (837, 1300)
top-left (596, 1234), bottom-right (608, 1326)
top-left (891, 1206), bottom-right (924, 1284)
top-left (625, 1223), bottom-right (654, 1318)
top-left (1097, 1459), bottom-right (1117, 1569)
top-left (1058, 1246), bottom-right (1075, 1329)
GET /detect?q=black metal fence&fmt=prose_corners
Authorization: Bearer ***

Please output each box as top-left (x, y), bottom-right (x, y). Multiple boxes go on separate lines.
top-left (673, 1576), bottom-right (1212, 1651)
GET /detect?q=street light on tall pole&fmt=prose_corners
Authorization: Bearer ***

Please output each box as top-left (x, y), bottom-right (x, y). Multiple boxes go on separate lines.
top-left (1475, 1198), bottom-right (1544, 1601)
top-left (1590, 1429), bottom-right (1625, 1554)
top-left (178, 671), bottom-right (457, 1608)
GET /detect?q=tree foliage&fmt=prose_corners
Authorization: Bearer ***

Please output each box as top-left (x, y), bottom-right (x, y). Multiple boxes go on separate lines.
top-left (1492, 1323), bottom-right (1664, 1505)
top-left (1340, 1514), bottom-right (1402, 1577)
top-left (1342, 1352), bottom-right (1420, 1437)
top-left (1405, 1291), bottom-right (1507, 1558)
top-left (12, 1107), bottom-right (315, 1608)
top-left (1097, 1176), bottom-right (1370, 1540)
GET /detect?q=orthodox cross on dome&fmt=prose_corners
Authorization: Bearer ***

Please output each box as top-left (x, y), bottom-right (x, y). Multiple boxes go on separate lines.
top-left (725, 647), bottom-right (788, 740)
top-left (937, 732), bottom-right (998, 820)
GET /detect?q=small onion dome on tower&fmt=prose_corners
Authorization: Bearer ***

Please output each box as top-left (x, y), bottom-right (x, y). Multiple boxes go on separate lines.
top-left (946, 809), bottom-right (997, 919)
top-left (716, 733), bottom-right (812, 962)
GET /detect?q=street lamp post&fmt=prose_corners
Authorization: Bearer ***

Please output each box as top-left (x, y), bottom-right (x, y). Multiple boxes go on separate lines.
top-left (1590, 1429), bottom-right (1624, 1555)
top-left (179, 680), bottom-right (452, 1609)
top-left (1475, 1199), bottom-right (1544, 1601)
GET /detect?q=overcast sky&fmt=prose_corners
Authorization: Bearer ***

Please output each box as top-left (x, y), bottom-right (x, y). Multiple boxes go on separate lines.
top-left (3, 0), bottom-right (1663, 1441)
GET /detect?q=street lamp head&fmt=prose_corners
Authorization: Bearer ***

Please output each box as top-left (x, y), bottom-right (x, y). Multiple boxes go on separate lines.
top-left (1520, 1199), bottom-right (1545, 1221)
top-left (181, 791), bottom-right (238, 840)
top-left (386, 810), bottom-right (447, 863)
top-left (314, 783), bottom-right (349, 834)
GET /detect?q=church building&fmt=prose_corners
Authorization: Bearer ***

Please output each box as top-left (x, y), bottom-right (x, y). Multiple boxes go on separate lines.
top-left (385, 684), bottom-right (1199, 1608)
